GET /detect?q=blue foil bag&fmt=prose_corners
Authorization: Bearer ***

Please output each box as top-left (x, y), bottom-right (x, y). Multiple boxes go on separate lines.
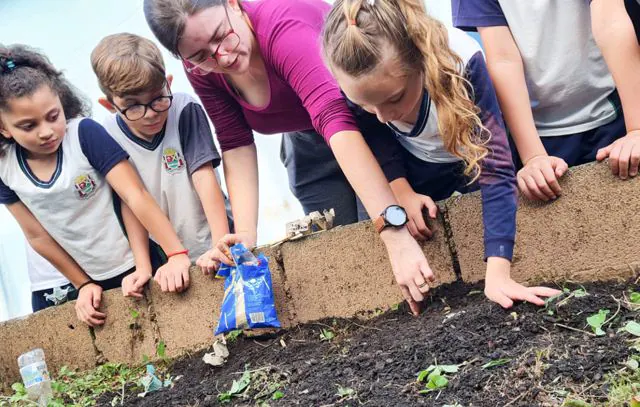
top-left (214, 244), bottom-right (281, 335)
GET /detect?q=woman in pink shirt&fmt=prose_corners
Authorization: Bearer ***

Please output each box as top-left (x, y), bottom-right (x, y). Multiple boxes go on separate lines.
top-left (144, 0), bottom-right (433, 314)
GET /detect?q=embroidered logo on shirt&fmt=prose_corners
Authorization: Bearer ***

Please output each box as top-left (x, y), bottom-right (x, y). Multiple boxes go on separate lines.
top-left (162, 147), bottom-right (185, 174)
top-left (74, 174), bottom-right (97, 199)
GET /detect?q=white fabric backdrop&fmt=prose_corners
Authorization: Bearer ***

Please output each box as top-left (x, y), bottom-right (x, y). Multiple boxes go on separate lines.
top-left (0, 0), bottom-right (452, 321)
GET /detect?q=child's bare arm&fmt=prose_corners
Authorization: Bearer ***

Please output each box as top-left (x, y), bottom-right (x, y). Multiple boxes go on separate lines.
top-left (105, 160), bottom-right (191, 292)
top-left (192, 164), bottom-right (232, 275)
top-left (592, 0), bottom-right (640, 179)
top-left (120, 202), bottom-right (153, 298)
top-left (6, 201), bottom-right (106, 325)
top-left (7, 201), bottom-right (89, 286)
top-left (192, 165), bottom-right (230, 243)
top-left (479, 26), bottom-right (568, 200)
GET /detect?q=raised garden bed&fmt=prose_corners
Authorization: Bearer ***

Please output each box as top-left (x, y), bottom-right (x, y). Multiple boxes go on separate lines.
top-left (99, 280), bottom-right (640, 406)
top-left (4, 280), bottom-right (638, 406)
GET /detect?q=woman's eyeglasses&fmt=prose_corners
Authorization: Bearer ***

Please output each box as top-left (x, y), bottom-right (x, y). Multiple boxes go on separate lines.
top-left (183, 6), bottom-right (241, 76)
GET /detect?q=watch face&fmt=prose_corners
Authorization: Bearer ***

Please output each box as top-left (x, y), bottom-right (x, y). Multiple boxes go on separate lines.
top-left (385, 205), bottom-right (408, 226)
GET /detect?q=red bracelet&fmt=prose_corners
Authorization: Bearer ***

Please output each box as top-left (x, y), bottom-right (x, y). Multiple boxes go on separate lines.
top-left (167, 249), bottom-right (189, 259)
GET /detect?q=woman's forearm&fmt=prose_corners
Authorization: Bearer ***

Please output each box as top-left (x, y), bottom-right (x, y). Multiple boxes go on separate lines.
top-left (329, 130), bottom-right (399, 220)
top-left (222, 144), bottom-right (259, 244)
top-left (192, 165), bottom-right (231, 243)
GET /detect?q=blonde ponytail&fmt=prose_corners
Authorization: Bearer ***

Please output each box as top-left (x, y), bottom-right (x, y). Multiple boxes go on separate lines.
top-left (323, 0), bottom-right (489, 182)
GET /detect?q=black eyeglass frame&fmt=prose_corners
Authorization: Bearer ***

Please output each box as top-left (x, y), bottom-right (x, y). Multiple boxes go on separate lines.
top-left (113, 85), bottom-right (174, 121)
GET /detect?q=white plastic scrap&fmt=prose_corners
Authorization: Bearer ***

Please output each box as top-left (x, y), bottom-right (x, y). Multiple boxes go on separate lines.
top-left (203, 339), bottom-right (230, 367)
top-left (44, 286), bottom-right (72, 305)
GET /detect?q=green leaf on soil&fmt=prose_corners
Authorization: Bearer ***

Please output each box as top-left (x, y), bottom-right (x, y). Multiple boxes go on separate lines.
top-left (417, 369), bottom-right (430, 383)
top-left (272, 390), bottom-right (284, 400)
top-left (156, 340), bottom-right (166, 358)
top-left (218, 370), bottom-right (252, 402)
top-left (320, 328), bottom-right (335, 341)
top-left (129, 308), bottom-right (140, 319)
top-left (438, 364), bottom-right (459, 374)
top-left (586, 309), bottom-right (610, 336)
top-left (625, 358), bottom-right (639, 371)
top-left (630, 292), bottom-right (640, 304)
top-left (391, 303), bottom-right (400, 311)
top-left (622, 321), bottom-right (640, 337)
top-left (418, 371), bottom-right (449, 393)
top-left (545, 292), bottom-right (565, 307)
top-left (631, 395), bottom-right (640, 407)
top-left (417, 363), bottom-right (459, 382)
top-left (11, 383), bottom-right (26, 395)
top-left (226, 329), bottom-right (243, 342)
top-left (481, 358), bottom-right (511, 369)
top-left (9, 382), bottom-right (28, 403)
top-left (573, 288), bottom-right (588, 298)
top-left (336, 385), bottom-right (355, 397)
top-left (231, 370), bottom-right (252, 394)
top-left (427, 374), bottom-right (448, 389)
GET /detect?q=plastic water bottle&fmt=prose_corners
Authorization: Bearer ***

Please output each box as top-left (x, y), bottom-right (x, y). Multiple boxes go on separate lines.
top-left (17, 348), bottom-right (52, 406)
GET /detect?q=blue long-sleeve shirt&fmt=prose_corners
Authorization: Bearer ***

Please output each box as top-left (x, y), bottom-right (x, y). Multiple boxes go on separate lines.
top-left (348, 27), bottom-right (517, 261)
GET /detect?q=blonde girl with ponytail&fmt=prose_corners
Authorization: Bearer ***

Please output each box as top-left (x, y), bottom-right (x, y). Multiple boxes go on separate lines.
top-left (323, 0), bottom-right (561, 308)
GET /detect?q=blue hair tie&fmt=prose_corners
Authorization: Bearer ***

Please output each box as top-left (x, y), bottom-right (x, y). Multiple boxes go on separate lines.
top-left (1, 57), bottom-right (16, 73)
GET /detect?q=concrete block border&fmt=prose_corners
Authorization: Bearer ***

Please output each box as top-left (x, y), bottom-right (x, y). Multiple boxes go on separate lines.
top-left (1, 161), bottom-right (639, 390)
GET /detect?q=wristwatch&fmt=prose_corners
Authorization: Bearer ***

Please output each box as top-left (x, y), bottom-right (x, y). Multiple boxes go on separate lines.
top-left (373, 205), bottom-right (408, 233)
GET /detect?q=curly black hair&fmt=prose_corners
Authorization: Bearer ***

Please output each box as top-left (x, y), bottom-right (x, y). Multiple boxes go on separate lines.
top-left (0, 44), bottom-right (91, 154)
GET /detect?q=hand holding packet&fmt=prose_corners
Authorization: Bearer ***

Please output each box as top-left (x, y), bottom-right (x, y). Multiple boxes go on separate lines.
top-left (214, 244), bottom-right (281, 335)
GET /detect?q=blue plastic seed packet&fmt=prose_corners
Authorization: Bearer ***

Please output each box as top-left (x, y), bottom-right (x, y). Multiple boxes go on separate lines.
top-left (214, 244), bottom-right (281, 335)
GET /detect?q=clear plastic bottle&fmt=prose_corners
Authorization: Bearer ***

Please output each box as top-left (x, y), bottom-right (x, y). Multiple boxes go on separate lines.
top-left (17, 348), bottom-right (52, 406)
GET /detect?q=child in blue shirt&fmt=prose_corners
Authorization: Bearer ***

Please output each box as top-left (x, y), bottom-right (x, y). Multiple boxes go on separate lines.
top-left (323, 0), bottom-right (561, 308)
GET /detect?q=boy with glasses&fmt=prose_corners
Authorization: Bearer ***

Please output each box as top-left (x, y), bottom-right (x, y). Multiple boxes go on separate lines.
top-left (91, 33), bottom-right (232, 297)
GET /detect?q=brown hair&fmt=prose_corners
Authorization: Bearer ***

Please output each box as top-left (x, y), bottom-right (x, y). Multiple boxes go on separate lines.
top-left (0, 44), bottom-right (90, 155)
top-left (143, 0), bottom-right (242, 58)
top-left (323, 0), bottom-right (488, 181)
top-left (91, 33), bottom-right (166, 100)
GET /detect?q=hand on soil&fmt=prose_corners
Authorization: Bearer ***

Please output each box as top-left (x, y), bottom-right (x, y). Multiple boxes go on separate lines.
top-left (154, 253), bottom-right (191, 293)
top-left (381, 227), bottom-right (435, 316)
top-left (485, 258), bottom-right (561, 308)
top-left (122, 269), bottom-right (152, 298)
top-left (596, 130), bottom-right (640, 179)
top-left (398, 190), bottom-right (438, 242)
top-left (517, 155), bottom-right (568, 201)
top-left (75, 283), bottom-right (106, 327)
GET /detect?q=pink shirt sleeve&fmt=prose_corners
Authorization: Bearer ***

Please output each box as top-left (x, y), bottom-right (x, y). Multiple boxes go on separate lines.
top-left (186, 72), bottom-right (254, 152)
top-left (265, 14), bottom-right (359, 143)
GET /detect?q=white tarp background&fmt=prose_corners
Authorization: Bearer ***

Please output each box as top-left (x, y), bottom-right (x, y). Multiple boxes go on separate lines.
top-left (0, 0), bottom-right (453, 321)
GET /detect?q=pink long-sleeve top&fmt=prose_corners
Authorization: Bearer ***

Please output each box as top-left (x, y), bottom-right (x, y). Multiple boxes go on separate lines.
top-left (186, 0), bottom-right (359, 152)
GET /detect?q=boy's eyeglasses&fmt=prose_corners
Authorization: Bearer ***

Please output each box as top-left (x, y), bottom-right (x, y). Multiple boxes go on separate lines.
top-left (114, 87), bottom-right (173, 121)
top-left (183, 6), bottom-right (241, 76)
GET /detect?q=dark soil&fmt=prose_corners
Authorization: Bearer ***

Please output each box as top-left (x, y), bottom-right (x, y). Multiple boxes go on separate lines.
top-left (100, 281), bottom-right (639, 407)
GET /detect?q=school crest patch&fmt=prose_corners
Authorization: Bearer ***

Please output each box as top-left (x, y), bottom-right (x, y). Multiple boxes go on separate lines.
top-left (162, 147), bottom-right (185, 174)
top-left (74, 174), bottom-right (97, 199)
